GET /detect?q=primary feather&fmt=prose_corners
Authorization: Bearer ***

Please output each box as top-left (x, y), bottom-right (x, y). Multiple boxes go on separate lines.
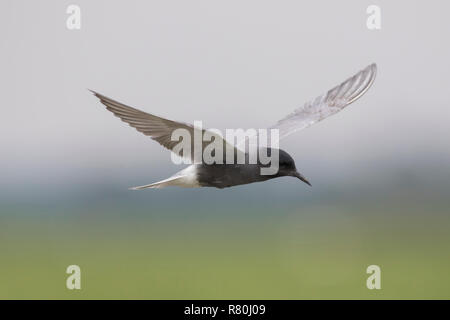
top-left (270, 63), bottom-right (377, 139)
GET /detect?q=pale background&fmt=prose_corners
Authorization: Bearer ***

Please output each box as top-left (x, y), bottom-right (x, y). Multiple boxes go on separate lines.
top-left (0, 0), bottom-right (449, 298)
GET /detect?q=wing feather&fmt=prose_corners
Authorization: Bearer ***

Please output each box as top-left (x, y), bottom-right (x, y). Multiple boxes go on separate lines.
top-left (91, 91), bottom-right (239, 162)
top-left (271, 63), bottom-right (377, 139)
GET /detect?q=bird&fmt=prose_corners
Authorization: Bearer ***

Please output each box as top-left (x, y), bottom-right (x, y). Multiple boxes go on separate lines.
top-left (91, 63), bottom-right (377, 189)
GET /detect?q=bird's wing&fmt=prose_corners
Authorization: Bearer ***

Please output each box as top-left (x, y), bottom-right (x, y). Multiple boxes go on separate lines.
top-left (270, 63), bottom-right (377, 139)
top-left (91, 91), bottom-right (241, 162)
top-left (236, 64), bottom-right (377, 150)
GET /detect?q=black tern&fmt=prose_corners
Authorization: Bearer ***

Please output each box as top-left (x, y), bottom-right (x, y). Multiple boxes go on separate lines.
top-left (91, 63), bottom-right (376, 189)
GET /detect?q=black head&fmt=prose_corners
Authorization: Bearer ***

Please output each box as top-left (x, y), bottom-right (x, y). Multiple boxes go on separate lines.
top-left (277, 149), bottom-right (311, 186)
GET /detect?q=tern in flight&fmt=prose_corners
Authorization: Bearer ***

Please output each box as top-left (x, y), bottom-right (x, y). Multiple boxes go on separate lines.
top-left (91, 63), bottom-right (377, 189)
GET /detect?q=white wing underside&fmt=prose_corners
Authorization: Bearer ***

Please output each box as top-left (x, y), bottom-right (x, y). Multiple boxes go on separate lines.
top-left (236, 63), bottom-right (377, 150)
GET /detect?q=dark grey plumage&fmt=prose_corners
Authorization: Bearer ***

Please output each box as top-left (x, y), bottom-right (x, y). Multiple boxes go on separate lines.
top-left (195, 149), bottom-right (310, 188)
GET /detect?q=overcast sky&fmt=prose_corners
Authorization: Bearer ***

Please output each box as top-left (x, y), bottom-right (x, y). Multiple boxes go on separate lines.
top-left (1, 0), bottom-right (449, 192)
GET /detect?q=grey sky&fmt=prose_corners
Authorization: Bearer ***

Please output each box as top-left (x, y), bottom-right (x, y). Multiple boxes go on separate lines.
top-left (1, 0), bottom-right (449, 190)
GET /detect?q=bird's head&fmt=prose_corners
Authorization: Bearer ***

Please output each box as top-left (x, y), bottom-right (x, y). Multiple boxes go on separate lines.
top-left (277, 149), bottom-right (311, 186)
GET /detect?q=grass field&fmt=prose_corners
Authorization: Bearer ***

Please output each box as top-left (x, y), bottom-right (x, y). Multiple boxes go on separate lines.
top-left (1, 199), bottom-right (449, 299)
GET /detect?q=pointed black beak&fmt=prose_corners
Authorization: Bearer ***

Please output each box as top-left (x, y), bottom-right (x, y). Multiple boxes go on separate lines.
top-left (293, 171), bottom-right (312, 186)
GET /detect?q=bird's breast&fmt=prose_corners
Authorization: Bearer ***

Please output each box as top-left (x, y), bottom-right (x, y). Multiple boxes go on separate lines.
top-left (196, 164), bottom-right (271, 188)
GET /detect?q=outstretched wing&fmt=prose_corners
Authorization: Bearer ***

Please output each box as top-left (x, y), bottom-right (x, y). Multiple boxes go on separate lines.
top-left (271, 63), bottom-right (377, 139)
top-left (91, 91), bottom-right (240, 162)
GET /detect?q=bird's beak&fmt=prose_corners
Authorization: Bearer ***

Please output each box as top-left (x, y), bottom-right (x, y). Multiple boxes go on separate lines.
top-left (293, 171), bottom-right (312, 186)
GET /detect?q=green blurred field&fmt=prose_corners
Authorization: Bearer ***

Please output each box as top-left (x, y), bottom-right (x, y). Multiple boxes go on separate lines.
top-left (1, 201), bottom-right (449, 299)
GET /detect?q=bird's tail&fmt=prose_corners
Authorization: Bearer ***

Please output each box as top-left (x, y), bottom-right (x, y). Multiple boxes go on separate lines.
top-left (130, 166), bottom-right (199, 190)
top-left (129, 176), bottom-right (182, 190)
